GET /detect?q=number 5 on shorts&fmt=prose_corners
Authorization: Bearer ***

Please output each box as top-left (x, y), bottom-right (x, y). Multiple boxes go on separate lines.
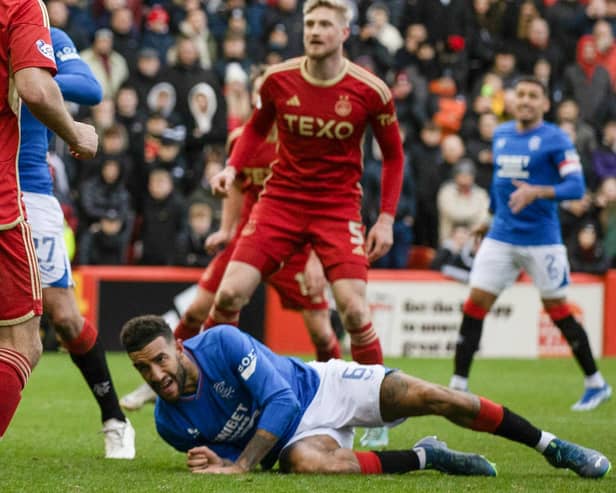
top-left (348, 221), bottom-right (364, 245)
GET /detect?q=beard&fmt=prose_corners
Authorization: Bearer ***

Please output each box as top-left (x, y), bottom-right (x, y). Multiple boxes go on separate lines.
top-left (152, 358), bottom-right (188, 402)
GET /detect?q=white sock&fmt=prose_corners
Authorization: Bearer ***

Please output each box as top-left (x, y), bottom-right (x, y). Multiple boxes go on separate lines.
top-left (584, 372), bottom-right (606, 389)
top-left (535, 431), bottom-right (557, 453)
top-left (413, 447), bottom-right (427, 469)
top-left (449, 375), bottom-right (468, 390)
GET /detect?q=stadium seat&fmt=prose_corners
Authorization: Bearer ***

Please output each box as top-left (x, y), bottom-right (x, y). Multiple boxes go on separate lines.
top-left (407, 246), bottom-right (436, 270)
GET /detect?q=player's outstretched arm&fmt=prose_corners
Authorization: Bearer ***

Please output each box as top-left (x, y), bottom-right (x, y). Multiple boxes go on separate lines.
top-left (192, 429), bottom-right (278, 474)
top-left (14, 67), bottom-right (98, 160)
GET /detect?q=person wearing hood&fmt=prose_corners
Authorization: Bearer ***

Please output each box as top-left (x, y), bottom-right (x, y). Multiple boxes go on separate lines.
top-left (563, 35), bottom-right (612, 128)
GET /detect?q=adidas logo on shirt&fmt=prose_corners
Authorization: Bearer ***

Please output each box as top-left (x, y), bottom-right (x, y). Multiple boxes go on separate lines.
top-left (286, 95), bottom-right (301, 107)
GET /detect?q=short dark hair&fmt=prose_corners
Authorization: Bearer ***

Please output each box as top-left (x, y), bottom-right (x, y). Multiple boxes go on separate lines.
top-left (514, 75), bottom-right (548, 96)
top-left (120, 315), bottom-right (174, 353)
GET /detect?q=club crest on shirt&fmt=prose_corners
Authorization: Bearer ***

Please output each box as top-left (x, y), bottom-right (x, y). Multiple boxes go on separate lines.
top-left (241, 219), bottom-right (256, 237)
top-left (335, 95), bottom-right (352, 117)
top-left (496, 138), bottom-right (506, 149)
top-left (213, 380), bottom-right (236, 399)
top-left (529, 136), bottom-right (541, 151)
top-left (36, 39), bottom-right (55, 62)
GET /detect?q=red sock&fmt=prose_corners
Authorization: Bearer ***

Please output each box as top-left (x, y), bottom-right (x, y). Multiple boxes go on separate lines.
top-left (0, 348), bottom-right (31, 436)
top-left (463, 299), bottom-right (489, 320)
top-left (64, 320), bottom-right (97, 355)
top-left (546, 303), bottom-right (571, 322)
top-left (349, 323), bottom-right (383, 365)
top-left (174, 320), bottom-right (200, 341)
top-left (354, 451), bottom-right (383, 474)
top-left (471, 397), bottom-right (505, 432)
top-left (315, 334), bottom-right (342, 362)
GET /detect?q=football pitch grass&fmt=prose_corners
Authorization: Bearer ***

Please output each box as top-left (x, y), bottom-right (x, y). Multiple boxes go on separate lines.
top-left (3, 354), bottom-right (615, 492)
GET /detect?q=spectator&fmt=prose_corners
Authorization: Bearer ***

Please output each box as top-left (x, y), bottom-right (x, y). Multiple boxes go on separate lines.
top-left (398, 0), bottom-right (470, 48)
top-left (365, 2), bottom-right (403, 56)
top-left (409, 122), bottom-right (443, 248)
top-left (557, 99), bottom-right (599, 190)
top-left (188, 145), bottom-right (224, 223)
top-left (262, 0), bottom-right (304, 59)
top-left (437, 159), bottom-right (490, 244)
top-left (115, 84), bottom-right (146, 166)
top-left (515, 17), bottom-right (563, 76)
top-left (490, 47), bottom-right (519, 90)
top-left (563, 35), bottom-right (612, 128)
top-left (153, 128), bottom-right (188, 193)
top-left (160, 36), bottom-right (227, 163)
top-left (545, 0), bottom-right (585, 66)
top-left (213, 32), bottom-right (253, 86)
top-left (466, 111), bottom-right (497, 191)
top-left (362, 130), bottom-right (415, 269)
top-left (128, 48), bottom-right (163, 111)
top-left (592, 19), bottom-right (616, 89)
top-left (146, 81), bottom-right (183, 126)
top-left (390, 67), bottom-right (430, 141)
top-left (348, 16), bottom-right (393, 80)
top-left (567, 221), bottom-right (610, 275)
top-left (79, 208), bottom-right (130, 265)
top-left (466, 0), bottom-right (506, 88)
top-left (47, 0), bottom-right (92, 51)
top-left (430, 223), bottom-right (478, 283)
top-left (110, 6), bottom-right (139, 68)
top-left (592, 120), bottom-right (616, 181)
top-left (174, 7), bottom-right (217, 70)
top-left (561, 193), bottom-right (599, 246)
top-left (79, 155), bottom-right (132, 227)
top-left (393, 22), bottom-right (427, 71)
top-left (596, 176), bottom-right (616, 265)
top-left (224, 62), bottom-right (251, 132)
top-left (81, 28), bottom-right (129, 99)
top-left (175, 200), bottom-right (217, 267)
top-left (141, 4), bottom-right (175, 66)
top-left (139, 167), bottom-right (187, 265)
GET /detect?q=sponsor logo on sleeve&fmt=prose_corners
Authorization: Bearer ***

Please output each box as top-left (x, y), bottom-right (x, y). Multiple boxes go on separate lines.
top-left (55, 46), bottom-right (80, 62)
top-left (237, 349), bottom-right (257, 380)
top-left (36, 39), bottom-right (55, 62)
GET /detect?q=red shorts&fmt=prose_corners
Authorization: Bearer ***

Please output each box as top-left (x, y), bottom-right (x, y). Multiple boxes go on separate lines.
top-left (232, 196), bottom-right (369, 282)
top-left (200, 239), bottom-right (328, 311)
top-left (0, 222), bottom-right (42, 325)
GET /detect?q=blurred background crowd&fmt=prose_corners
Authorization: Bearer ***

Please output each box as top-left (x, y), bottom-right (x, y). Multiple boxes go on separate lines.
top-left (48, 0), bottom-right (616, 277)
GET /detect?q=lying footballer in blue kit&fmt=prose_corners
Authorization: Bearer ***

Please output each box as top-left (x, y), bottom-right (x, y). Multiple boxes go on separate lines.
top-left (121, 314), bottom-right (610, 478)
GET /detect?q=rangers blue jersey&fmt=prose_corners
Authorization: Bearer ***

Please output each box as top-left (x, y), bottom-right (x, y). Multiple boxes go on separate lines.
top-left (155, 326), bottom-right (320, 469)
top-left (488, 121), bottom-right (584, 246)
top-left (18, 28), bottom-right (102, 195)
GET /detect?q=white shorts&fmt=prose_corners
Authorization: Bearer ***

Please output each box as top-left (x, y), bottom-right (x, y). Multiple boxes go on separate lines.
top-left (283, 360), bottom-right (399, 451)
top-left (470, 237), bottom-right (569, 299)
top-left (23, 192), bottom-right (73, 289)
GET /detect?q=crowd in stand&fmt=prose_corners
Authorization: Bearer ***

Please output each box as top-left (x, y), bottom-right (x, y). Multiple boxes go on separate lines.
top-left (47, 0), bottom-right (616, 275)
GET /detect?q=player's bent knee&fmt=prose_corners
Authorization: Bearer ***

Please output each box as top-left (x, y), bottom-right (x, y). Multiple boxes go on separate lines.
top-left (50, 311), bottom-right (81, 340)
top-left (214, 287), bottom-right (246, 312)
top-left (184, 308), bottom-right (208, 327)
top-left (339, 300), bottom-right (369, 330)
